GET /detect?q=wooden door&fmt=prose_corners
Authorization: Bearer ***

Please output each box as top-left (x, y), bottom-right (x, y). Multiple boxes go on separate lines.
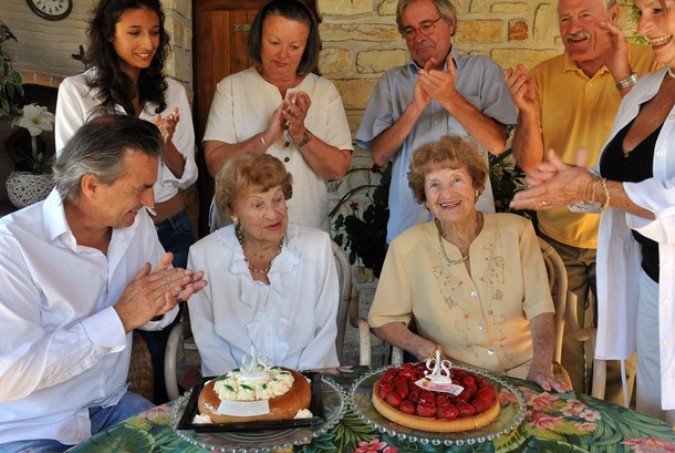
top-left (194, 0), bottom-right (262, 235)
top-left (192, 0), bottom-right (318, 236)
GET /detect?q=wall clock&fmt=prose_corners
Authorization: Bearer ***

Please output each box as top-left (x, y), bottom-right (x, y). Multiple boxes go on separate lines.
top-left (26, 0), bottom-right (73, 21)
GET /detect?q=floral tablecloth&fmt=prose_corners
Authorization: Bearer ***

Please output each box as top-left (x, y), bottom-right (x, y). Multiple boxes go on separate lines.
top-left (71, 366), bottom-right (675, 453)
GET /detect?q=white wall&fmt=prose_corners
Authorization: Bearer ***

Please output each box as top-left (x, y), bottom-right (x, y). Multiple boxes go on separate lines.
top-left (2, 1), bottom-right (91, 78)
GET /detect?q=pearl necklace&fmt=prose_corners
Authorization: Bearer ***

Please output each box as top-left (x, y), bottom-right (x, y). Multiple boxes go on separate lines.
top-left (435, 214), bottom-right (483, 266)
top-left (436, 227), bottom-right (469, 265)
top-left (236, 225), bottom-right (284, 275)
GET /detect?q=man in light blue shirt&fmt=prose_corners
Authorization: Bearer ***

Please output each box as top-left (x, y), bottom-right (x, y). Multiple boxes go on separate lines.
top-left (356, 0), bottom-right (516, 243)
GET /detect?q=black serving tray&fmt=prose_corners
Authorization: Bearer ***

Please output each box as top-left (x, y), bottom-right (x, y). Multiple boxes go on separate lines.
top-left (177, 371), bottom-right (325, 433)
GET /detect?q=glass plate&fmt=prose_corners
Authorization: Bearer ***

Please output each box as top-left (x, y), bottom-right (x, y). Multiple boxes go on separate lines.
top-left (170, 376), bottom-right (346, 452)
top-left (350, 365), bottom-right (526, 447)
top-left (177, 372), bottom-right (324, 432)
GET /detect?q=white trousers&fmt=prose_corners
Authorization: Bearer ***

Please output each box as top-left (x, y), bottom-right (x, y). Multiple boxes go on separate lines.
top-left (636, 270), bottom-right (675, 424)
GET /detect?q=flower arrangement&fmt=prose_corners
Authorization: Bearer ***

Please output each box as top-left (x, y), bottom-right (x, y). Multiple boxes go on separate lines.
top-left (10, 103), bottom-right (55, 174)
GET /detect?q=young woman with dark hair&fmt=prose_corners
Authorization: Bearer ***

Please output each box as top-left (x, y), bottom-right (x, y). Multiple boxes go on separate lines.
top-left (55, 0), bottom-right (198, 404)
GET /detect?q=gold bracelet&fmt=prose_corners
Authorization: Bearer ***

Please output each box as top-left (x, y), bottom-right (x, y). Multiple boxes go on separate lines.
top-left (590, 178), bottom-right (597, 205)
top-left (601, 177), bottom-right (611, 210)
top-left (260, 134), bottom-right (269, 148)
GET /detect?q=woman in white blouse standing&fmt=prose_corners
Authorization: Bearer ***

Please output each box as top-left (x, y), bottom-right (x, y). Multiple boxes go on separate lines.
top-left (54, 0), bottom-right (198, 403)
top-left (202, 0), bottom-right (352, 233)
top-left (188, 154), bottom-right (340, 376)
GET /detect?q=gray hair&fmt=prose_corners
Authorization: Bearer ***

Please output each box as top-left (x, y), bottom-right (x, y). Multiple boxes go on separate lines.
top-left (396, 0), bottom-right (457, 35)
top-left (53, 115), bottom-right (163, 202)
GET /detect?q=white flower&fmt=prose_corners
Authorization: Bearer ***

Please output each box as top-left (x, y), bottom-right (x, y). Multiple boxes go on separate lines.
top-left (12, 103), bottom-right (55, 136)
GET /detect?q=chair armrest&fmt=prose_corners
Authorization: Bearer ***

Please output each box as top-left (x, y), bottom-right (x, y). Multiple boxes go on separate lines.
top-left (391, 346), bottom-right (403, 367)
top-left (357, 318), bottom-right (371, 366)
top-left (164, 321), bottom-right (192, 401)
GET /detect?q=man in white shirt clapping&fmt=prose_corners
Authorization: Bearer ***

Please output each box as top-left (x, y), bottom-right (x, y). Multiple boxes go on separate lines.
top-left (0, 115), bottom-right (207, 453)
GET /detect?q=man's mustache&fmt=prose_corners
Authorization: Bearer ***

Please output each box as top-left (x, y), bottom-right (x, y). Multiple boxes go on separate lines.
top-left (565, 31), bottom-right (590, 42)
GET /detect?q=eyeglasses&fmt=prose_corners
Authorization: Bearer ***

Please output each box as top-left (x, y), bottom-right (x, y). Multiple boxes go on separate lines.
top-left (401, 17), bottom-right (444, 41)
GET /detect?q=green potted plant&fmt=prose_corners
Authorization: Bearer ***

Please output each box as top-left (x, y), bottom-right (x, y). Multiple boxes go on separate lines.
top-left (0, 20), bottom-right (24, 118)
top-left (330, 164), bottom-right (390, 280)
top-left (488, 149), bottom-right (534, 224)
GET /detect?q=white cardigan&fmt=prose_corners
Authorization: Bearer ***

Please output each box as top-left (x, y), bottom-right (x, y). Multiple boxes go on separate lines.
top-left (595, 68), bottom-right (675, 410)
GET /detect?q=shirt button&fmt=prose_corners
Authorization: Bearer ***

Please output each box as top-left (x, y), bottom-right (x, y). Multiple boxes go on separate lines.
top-left (478, 323), bottom-right (485, 331)
top-left (470, 290), bottom-right (478, 298)
top-left (664, 299), bottom-right (671, 306)
top-left (487, 348), bottom-right (495, 356)
top-left (664, 340), bottom-right (671, 347)
top-left (656, 150), bottom-right (664, 157)
top-left (284, 157), bottom-right (290, 162)
top-left (284, 141), bottom-right (290, 148)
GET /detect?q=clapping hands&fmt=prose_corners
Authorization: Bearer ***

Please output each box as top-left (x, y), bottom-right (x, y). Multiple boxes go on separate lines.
top-left (114, 252), bottom-right (207, 332)
top-left (416, 54), bottom-right (459, 106)
top-left (282, 91), bottom-right (311, 143)
top-left (510, 149), bottom-right (593, 211)
top-left (154, 107), bottom-right (180, 145)
top-left (261, 91), bottom-right (312, 146)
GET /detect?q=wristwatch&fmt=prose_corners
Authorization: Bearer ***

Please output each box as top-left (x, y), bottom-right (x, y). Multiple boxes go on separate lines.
top-left (290, 130), bottom-right (313, 148)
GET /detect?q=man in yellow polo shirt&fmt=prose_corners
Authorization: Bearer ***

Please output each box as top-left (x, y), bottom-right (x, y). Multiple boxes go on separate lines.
top-left (505, 0), bottom-right (658, 404)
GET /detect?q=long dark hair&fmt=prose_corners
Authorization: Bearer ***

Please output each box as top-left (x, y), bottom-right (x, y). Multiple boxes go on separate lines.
top-left (85, 0), bottom-right (170, 115)
top-left (247, 0), bottom-right (321, 76)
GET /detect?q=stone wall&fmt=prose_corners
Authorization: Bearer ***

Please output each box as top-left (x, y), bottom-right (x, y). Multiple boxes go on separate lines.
top-left (315, 0), bottom-right (639, 133)
top-left (2, 0), bottom-right (640, 131)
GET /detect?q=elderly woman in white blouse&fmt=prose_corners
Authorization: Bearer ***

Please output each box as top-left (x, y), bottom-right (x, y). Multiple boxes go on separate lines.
top-left (187, 153), bottom-right (340, 376)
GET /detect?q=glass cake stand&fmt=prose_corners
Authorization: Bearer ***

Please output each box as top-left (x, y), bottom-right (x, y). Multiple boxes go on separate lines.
top-left (171, 376), bottom-right (346, 452)
top-left (349, 365), bottom-right (526, 447)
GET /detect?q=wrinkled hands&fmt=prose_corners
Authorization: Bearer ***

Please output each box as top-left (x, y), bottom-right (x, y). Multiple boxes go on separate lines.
top-left (114, 252), bottom-right (207, 332)
top-left (154, 107), bottom-right (180, 145)
top-left (510, 149), bottom-right (593, 211)
top-left (527, 361), bottom-right (572, 393)
top-left (505, 64), bottom-right (538, 114)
